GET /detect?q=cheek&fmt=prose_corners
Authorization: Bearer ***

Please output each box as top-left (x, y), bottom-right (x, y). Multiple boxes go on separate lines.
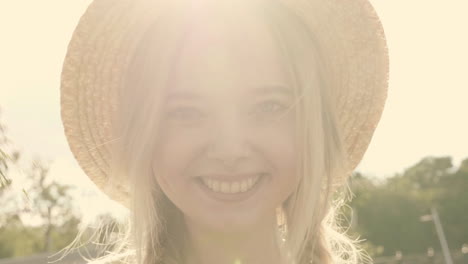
top-left (256, 119), bottom-right (297, 179)
top-left (152, 127), bottom-right (206, 186)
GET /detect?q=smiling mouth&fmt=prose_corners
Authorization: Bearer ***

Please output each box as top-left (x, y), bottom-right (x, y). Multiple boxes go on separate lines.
top-left (199, 174), bottom-right (261, 194)
top-left (195, 172), bottom-right (268, 194)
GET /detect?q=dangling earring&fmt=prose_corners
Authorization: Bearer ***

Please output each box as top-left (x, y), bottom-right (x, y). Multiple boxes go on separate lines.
top-left (276, 206), bottom-right (288, 242)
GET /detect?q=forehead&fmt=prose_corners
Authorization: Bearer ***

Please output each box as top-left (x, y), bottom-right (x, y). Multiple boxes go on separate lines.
top-left (167, 3), bottom-right (291, 95)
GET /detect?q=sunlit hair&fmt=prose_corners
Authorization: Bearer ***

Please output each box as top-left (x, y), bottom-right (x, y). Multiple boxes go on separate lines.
top-left (65, 1), bottom-right (370, 264)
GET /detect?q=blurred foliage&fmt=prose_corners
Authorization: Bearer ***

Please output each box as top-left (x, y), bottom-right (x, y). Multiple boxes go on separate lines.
top-left (0, 109), bottom-right (20, 193)
top-left (348, 156), bottom-right (468, 259)
top-left (0, 111), bottom-right (80, 259)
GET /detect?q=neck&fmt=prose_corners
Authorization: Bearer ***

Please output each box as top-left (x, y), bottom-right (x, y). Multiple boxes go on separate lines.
top-left (182, 212), bottom-right (286, 264)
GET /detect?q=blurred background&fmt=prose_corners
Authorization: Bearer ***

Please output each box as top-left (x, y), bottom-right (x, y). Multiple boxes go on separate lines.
top-left (0, 0), bottom-right (467, 263)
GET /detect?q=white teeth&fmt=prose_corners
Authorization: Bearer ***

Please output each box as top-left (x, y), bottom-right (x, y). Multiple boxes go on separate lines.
top-left (221, 182), bottom-right (230, 193)
top-left (201, 175), bottom-right (261, 194)
top-left (229, 182), bottom-right (237, 193)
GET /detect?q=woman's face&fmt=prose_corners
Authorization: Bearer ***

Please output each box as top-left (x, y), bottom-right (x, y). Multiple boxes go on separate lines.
top-left (152, 8), bottom-right (300, 232)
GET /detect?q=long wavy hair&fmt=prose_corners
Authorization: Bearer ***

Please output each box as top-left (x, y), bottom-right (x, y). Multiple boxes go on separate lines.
top-left (66, 1), bottom-right (368, 263)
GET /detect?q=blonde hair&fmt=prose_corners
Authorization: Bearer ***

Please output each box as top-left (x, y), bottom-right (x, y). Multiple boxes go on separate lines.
top-left (65, 1), bottom-right (369, 263)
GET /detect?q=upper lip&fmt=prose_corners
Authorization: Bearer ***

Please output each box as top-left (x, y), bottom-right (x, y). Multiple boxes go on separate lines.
top-left (196, 172), bottom-right (266, 182)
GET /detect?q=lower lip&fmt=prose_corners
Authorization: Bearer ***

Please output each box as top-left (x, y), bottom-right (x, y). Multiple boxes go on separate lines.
top-left (195, 174), bottom-right (266, 203)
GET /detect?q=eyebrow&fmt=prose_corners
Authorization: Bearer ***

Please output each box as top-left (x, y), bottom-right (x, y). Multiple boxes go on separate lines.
top-left (166, 84), bottom-right (293, 100)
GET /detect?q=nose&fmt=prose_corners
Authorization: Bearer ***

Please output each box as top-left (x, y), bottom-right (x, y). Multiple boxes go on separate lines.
top-left (205, 115), bottom-right (251, 169)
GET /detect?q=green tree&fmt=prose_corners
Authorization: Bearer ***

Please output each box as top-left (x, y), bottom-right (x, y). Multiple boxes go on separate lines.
top-left (0, 108), bottom-right (81, 258)
top-left (349, 173), bottom-right (430, 256)
top-left (436, 158), bottom-right (468, 250)
top-left (350, 156), bottom-right (468, 258)
top-left (20, 158), bottom-right (79, 253)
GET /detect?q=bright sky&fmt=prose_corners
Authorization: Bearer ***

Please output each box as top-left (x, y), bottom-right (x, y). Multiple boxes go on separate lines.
top-left (1, 1), bottom-right (467, 217)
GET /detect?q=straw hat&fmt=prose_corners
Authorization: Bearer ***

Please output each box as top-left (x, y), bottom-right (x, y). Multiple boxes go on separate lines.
top-left (60, 0), bottom-right (389, 206)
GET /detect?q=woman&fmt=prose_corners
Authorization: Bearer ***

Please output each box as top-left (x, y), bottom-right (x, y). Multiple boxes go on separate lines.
top-left (60, 0), bottom-right (389, 263)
